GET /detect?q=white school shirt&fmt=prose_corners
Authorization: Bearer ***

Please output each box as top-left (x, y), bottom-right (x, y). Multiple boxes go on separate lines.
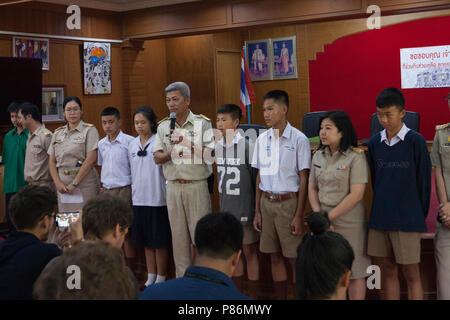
top-left (251, 122), bottom-right (311, 194)
top-left (380, 123), bottom-right (410, 147)
top-left (98, 130), bottom-right (134, 189)
top-left (128, 135), bottom-right (167, 207)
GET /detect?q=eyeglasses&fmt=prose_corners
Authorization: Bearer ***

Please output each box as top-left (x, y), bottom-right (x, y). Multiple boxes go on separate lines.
top-left (65, 108), bottom-right (81, 113)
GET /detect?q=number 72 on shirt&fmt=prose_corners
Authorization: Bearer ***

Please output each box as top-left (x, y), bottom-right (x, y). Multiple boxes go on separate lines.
top-left (217, 166), bottom-right (240, 195)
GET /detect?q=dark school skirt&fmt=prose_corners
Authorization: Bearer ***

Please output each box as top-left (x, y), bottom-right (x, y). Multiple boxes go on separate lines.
top-left (131, 205), bottom-right (172, 249)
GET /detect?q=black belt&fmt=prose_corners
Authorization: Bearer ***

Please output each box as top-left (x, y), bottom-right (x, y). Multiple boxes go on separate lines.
top-left (184, 271), bottom-right (229, 287)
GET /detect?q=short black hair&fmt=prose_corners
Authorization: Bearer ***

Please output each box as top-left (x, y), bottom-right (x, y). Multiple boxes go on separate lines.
top-left (195, 212), bottom-right (243, 260)
top-left (63, 96), bottom-right (82, 111)
top-left (376, 87), bottom-right (405, 111)
top-left (101, 107), bottom-right (120, 119)
top-left (296, 212), bottom-right (354, 300)
top-left (82, 194), bottom-right (132, 240)
top-left (7, 100), bottom-right (25, 114)
top-left (318, 110), bottom-right (358, 152)
top-left (19, 102), bottom-right (41, 122)
top-left (217, 104), bottom-right (242, 121)
top-left (9, 185), bottom-right (57, 230)
top-left (134, 106), bottom-right (158, 134)
top-left (263, 90), bottom-right (289, 110)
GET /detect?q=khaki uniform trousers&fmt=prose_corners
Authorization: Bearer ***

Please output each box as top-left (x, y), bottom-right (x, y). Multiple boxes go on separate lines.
top-left (434, 222), bottom-right (450, 300)
top-left (101, 185), bottom-right (132, 208)
top-left (57, 167), bottom-right (100, 212)
top-left (166, 179), bottom-right (211, 278)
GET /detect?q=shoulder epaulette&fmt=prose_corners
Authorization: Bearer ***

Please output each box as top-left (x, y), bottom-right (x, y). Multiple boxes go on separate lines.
top-left (83, 123), bottom-right (94, 127)
top-left (43, 128), bottom-right (52, 135)
top-left (436, 123), bottom-right (450, 131)
top-left (55, 126), bottom-right (65, 132)
top-left (351, 147), bottom-right (364, 154)
top-left (158, 116), bottom-right (169, 124)
top-left (199, 114), bottom-right (210, 121)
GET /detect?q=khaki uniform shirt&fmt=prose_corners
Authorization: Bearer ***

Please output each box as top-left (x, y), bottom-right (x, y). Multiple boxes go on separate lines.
top-left (47, 120), bottom-right (99, 168)
top-left (153, 110), bottom-right (213, 181)
top-left (431, 123), bottom-right (450, 202)
top-left (24, 124), bottom-right (52, 182)
top-left (309, 146), bottom-right (368, 207)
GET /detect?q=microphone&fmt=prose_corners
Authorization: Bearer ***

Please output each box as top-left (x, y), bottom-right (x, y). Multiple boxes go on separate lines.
top-left (169, 112), bottom-right (176, 132)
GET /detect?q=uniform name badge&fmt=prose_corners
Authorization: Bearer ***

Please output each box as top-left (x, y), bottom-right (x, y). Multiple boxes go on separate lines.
top-left (73, 135), bottom-right (84, 142)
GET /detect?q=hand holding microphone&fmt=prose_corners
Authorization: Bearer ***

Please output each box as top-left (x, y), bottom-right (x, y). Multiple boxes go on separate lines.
top-left (169, 112), bottom-right (184, 145)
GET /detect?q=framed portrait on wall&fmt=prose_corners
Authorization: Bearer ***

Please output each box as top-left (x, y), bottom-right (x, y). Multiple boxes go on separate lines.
top-left (245, 39), bottom-right (271, 81)
top-left (271, 36), bottom-right (298, 80)
top-left (42, 86), bottom-right (65, 122)
top-left (83, 42), bottom-right (111, 95)
top-left (12, 36), bottom-right (49, 70)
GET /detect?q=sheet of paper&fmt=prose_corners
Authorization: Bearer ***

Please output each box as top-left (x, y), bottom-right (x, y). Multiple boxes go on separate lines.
top-left (59, 188), bottom-right (84, 203)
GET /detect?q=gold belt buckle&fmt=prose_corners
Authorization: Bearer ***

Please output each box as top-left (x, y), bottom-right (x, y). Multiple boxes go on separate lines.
top-left (268, 193), bottom-right (276, 201)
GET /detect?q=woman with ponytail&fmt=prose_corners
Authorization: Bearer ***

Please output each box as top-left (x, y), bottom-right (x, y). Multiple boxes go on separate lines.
top-left (296, 211), bottom-right (354, 300)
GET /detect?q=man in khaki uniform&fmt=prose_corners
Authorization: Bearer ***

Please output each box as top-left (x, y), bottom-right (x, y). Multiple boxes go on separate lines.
top-left (18, 103), bottom-right (54, 189)
top-left (431, 91), bottom-right (450, 300)
top-left (47, 97), bottom-right (100, 213)
top-left (153, 82), bottom-right (213, 277)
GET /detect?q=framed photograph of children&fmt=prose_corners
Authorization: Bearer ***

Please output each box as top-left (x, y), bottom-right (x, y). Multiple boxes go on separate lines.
top-left (271, 36), bottom-right (298, 80)
top-left (12, 37), bottom-right (49, 70)
top-left (42, 86), bottom-right (65, 122)
top-left (246, 39), bottom-right (271, 81)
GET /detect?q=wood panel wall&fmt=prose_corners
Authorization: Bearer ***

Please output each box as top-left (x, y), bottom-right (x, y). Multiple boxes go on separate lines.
top-left (0, 2), bottom-right (121, 39)
top-left (122, 0), bottom-right (450, 39)
top-left (0, 2), bottom-right (129, 139)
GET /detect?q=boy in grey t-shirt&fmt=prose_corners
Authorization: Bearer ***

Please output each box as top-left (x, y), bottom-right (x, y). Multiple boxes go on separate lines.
top-left (215, 104), bottom-right (260, 299)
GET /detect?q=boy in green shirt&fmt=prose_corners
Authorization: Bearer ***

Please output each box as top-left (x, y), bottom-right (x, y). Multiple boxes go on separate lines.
top-left (3, 100), bottom-right (29, 232)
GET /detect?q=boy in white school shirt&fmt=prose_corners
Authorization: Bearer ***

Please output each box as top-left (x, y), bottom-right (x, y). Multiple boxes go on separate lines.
top-left (98, 107), bottom-right (137, 273)
top-left (252, 90), bottom-right (311, 299)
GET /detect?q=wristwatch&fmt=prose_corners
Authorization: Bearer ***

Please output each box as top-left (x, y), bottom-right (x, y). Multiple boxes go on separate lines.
top-left (71, 180), bottom-right (79, 188)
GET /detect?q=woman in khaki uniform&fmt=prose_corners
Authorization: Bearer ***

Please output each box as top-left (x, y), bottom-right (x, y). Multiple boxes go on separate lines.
top-left (308, 110), bottom-right (371, 300)
top-left (48, 96), bottom-right (100, 212)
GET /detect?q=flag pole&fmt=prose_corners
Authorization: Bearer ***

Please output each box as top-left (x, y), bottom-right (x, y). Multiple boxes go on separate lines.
top-left (243, 44), bottom-right (251, 124)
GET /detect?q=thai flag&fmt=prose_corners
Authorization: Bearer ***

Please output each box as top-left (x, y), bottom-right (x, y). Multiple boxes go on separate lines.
top-left (240, 50), bottom-right (256, 119)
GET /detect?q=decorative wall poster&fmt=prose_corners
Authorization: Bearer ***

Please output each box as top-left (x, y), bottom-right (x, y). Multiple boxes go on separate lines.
top-left (13, 37), bottom-right (49, 70)
top-left (83, 42), bottom-right (111, 95)
top-left (400, 45), bottom-right (450, 88)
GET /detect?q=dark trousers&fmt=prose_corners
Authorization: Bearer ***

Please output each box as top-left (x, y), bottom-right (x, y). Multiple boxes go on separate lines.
top-left (5, 193), bottom-right (16, 232)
